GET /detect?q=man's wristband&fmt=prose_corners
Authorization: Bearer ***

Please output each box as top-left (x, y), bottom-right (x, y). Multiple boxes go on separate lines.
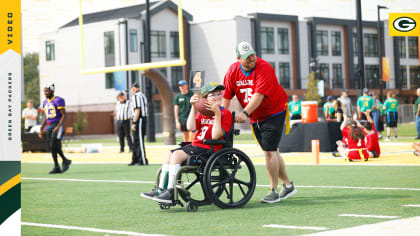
top-left (132, 121), bottom-right (137, 124)
top-left (242, 110), bottom-right (249, 117)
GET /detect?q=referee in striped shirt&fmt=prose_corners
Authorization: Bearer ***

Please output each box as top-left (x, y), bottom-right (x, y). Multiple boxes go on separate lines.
top-left (115, 91), bottom-right (133, 153)
top-left (130, 82), bottom-right (148, 166)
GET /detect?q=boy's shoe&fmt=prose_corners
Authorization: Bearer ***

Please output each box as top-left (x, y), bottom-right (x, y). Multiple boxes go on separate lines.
top-left (49, 167), bottom-right (62, 174)
top-left (261, 188), bottom-right (280, 203)
top-left (414, 151), bottom-right (420, 157)
top-left (153, 189), bottom-right (174, 203)
top-left (141, 188), bottom-right (163, 200)
top-left (332, 151), bottom-right (341, 157)
top-left (62, 159), bottom-right (72, 172)
top-left (279, 182), bottom-right (297, 200)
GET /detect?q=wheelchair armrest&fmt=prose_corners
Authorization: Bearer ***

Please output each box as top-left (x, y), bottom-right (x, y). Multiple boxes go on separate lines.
top-left (203, 139), bottom-right (226, 145)
top-left (178, 141), bottom-right (192, 147)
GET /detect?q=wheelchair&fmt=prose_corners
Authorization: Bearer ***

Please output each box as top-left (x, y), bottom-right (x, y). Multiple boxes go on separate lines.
top-left (153, 112), bottom-right (256, 212)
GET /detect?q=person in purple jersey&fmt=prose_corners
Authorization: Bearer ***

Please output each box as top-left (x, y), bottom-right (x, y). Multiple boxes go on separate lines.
top-left (38, 84), bottom-right (72, 174)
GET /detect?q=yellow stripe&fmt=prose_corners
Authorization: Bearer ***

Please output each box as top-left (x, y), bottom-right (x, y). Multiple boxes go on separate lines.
top-left (285, 103), bottom-right (290, 135)
top-left (0, 174), bottom-right (21, 197)
top-left (250, 125), bottom-right (259, 145)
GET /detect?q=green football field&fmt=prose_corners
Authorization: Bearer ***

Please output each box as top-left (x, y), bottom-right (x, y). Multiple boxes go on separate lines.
top-left (21, 163), bottom-right (420, 236)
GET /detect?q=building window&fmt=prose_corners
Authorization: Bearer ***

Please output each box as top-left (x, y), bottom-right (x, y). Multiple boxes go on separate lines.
top-left (316, 30), bottom-right (328, 56)
top-left (400, 65), bottom-right (408, 89)
top-left (260, 27), bottom-right (274, 54)
top-left (409, 66), bottom-right (420, 89)
top-left (151, 31), bottom-right (166, 57)
top-left (131, 71), bottom-right (138, 85)
top-left (278, 63), bottom-right (290, 89)
top-left (319, 63), bottom-right (329, 88)
top-left (365, 64), bottom-right (379, 89)
top-left (104, 31), bottom-right (115, 67)
top-left (129, 29), bottom-right (138, 52)
top-left (45, 41), bottom-right (55, 61)
top-left (332, 64), bottom-right (343, 88)
top-left (105, 73), bottom-right (114, 89)
top-left (408, 37), bottom-right (419, 59)
top-left (277, 28), bottom-right (289, 55)
top-left (171, 66), bottom-right (183, 91)
top-left (364, 33), bottom-right (378, 57)
top-left (170, 32), bottom-right (179, 58)
top-left (397, 37), bottom-right (406, 58)
top-left (353, 34), bottom-right (358, 57)
top-left (331, 31), bottom-right (341, 56)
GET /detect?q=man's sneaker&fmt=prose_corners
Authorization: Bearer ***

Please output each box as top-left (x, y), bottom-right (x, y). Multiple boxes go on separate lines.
top-left (153, 189), bottom-right (174, 203)
top-left (261, 188), bottom-right (280, 203)
top-left (49, 167), bottom-right (62, 174)
top-left (394, 137), bottom-right (398, 141)
top-left (332, 151), bottom-right (341, 157)
top-left (141, 188), bottom-right (163, 200)
top-left (62, 159), bottom-right (72, 173)
top-left (385, 137), bottom-right (391, 142)
top-left (279, 182), bottom-right (297, 200)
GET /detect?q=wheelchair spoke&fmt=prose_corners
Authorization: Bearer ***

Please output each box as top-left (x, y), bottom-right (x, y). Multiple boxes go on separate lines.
top-left (215, 159), bottom-right (230, 177)
top-left (229, 182), bottom-right (234, 204)
top-left (186, 177), bottom-right (200, 190)
top-left (231, 158), bottom-right (242, 177)
top-left (234, 178), bottom-right (251, 187)
top-left (236, 181), bottom-right (247, 196)
top-left (211, 179), bottom-right (229, 189)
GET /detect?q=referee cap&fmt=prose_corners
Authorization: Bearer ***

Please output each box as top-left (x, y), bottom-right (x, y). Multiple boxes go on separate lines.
top-left (117, 91), bottom-right (126, 96)
top-left (44, 83), bottom-right (55, 91)
top-left (132, 82), bottom-right (140, 88)
top-left (236, 42), bottom-right (256, 60)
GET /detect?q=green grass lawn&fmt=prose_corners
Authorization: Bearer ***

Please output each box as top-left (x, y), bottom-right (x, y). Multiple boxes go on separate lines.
top-left (21, 163), bottom-right (420, 236)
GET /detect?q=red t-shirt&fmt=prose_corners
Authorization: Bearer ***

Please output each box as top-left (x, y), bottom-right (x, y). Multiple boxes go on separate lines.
top-left (192, 108), bottom-right (232, 152)
top-left (223, 57), bottom-right (288, 123)
top-left (347, 134), bottom-right (369, 160)
top-left (365, 132), bottom-right (380, 157)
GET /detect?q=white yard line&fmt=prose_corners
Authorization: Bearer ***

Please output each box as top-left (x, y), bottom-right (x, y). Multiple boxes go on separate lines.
top-left (339, 214), bottom-right (399, 219)
top-left (22, 177), bottom-right (420, 191)
top-left (404, 204), bottom-right (420, 207)
top-left (21, 222), bottom-right (170, 236)
top-left (301, 216), bottom-right (420, 236)
top-left (263, 224), bottom-right (328, 231)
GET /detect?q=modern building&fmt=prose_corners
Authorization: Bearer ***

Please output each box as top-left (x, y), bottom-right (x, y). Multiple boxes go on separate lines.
top-left (39, 0), bottom-right (419, 134)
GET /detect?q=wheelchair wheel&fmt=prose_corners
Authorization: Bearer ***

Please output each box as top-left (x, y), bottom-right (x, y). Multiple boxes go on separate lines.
top-left (203, 148), bottom-right (256, 209)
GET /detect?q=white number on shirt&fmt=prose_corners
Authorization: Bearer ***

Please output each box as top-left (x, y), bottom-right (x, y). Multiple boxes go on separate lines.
top-left (240, 88), bottom-right (253, 104)
top-left (197, 126), bottom-right (209, 140)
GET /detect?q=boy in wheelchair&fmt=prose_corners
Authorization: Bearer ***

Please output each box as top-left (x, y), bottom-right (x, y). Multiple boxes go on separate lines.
top-left (141, 82), bottom-right (233, 204)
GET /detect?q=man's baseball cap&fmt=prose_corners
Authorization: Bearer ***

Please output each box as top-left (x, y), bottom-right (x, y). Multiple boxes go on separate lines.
top-left (327, 95), bottom-right (334, 101)
top-left (44, 83), bottom-right (55, 91)
top-left (178, 80), bottom-right (187, 86)
top-left (362, 88), bottom-right (369, 94)
top-left (132, 82), bottom-right (140, 88)
top-left (201, 81), bottom-right (225, 97)
top-left (235, 42), bottom-right (256, 60)
top-left (118, 91), bottom-right (126, 96)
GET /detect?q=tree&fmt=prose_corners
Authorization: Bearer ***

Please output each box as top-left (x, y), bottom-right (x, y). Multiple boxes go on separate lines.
top-left (73, 111), bottom-right (88, 136)
top-left (304, 71), bottom-right (321, 104)
top-left (23, 52), bottom-right (40, 107)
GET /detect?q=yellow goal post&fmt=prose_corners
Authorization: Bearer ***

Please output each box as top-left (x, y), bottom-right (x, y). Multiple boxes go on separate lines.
top-left (79, 0), bottom-right (186, 75)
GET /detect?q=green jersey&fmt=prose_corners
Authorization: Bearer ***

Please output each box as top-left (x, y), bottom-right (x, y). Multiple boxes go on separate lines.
top-left (323, 102), bottom-right (332, 113)
top-left (288, 100), bottom-right (301, 116)
top-left (173, 91), bottom-right (194, 122)
top-left (357, 95), bottom-right (374, 112)
top-left (379, 102), bottom-right (384, 115)
top-left (415, 97), bottom-right (420, 114)
top-left (383, 98), bottom-right (399, 112)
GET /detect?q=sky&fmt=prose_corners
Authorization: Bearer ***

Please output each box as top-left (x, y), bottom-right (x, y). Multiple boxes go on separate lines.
top-left (21, 0), bottom-right (420, 53)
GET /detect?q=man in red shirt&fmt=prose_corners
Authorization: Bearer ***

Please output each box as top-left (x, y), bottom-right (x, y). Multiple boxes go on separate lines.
top-left (222, 42), bottom-right (296, 203)
top-left (141, 82), bottom-right (233, 203)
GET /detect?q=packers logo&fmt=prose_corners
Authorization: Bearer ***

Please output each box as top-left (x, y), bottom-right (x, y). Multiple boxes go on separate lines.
top-left (241, 44), bottom-right (250, 52)
top-left (393, 17), bottom-right (416, 32)
top-left (389, 13), bottom-right (420, 36)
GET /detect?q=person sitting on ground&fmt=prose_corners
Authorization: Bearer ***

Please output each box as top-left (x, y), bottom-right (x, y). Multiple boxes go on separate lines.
top-left (336, 117), bottom-right (369, 161)
top-left (327, 100), bottom-right (343, 123)
top-left (362, 121), bottom-right (380, 158)
top-left (140, 82), bottom-right (233, 203)
top-left (412, 142), bottom-right (420, 156)
top-left (333, 116), bottom-right (351, 157)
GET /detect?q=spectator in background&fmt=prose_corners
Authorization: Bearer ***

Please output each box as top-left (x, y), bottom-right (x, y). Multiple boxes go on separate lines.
top-left (362, 121), bottom-right (380, 158)
top-left (115, 91), bottom-right (133, 153)
top-left (338, 89), bottom-right (353, 118)
top-left (288, 94), bottom-right (302, 120)
top-left (22, 100), bottom-right (38, 132)
top-left (370, 93), bottom-right (382, 139)
top-left (383, 92), bottom-right (399, 141)
top-left (415, 88), bottom-right (420, 140)
top-left (174, 80), bottom-right (194, 142)
top-left (323, 96), bottom-right (334, 120)
top-left (356, 88), bottom-right (374, 121)
top-left (327, 100), bottom-right (343, 123)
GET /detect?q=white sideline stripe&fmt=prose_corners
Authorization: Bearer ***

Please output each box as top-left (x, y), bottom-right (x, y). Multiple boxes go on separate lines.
top-left (21, 222), bottom-right (170, 236)
top-left (263, 224), bottom-right (328, 231)
top-left (404, 204), bottom-right (420, 207)
top-left (22, 177), bottom-right (420, 191)
top-left (339, 214), bottom-right (399, 219)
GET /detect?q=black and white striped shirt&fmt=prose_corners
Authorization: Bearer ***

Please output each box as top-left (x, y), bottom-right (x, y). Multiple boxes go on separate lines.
top-left (131, 91), bottom-right (148, 118)
top-left (115, 100), bottom-right (132, 121)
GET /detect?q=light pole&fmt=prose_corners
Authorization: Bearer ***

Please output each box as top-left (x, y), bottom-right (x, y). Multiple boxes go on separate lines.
top-left (378, 5), bottom-right (388, 102)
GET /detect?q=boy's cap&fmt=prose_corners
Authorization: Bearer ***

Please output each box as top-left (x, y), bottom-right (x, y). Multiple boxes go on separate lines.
top-left (327, 95), bottom-right (334, 101)
top-left (201, 82), bottom-right (225, 96)
top-left (178, 80), bottom-right (187, 86)
top-left (235, 42), bottom-right (256, 60)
